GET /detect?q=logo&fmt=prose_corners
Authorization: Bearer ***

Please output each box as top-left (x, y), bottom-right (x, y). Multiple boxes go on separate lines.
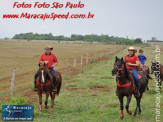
top-left (2, 105), bottom-right (33, 121)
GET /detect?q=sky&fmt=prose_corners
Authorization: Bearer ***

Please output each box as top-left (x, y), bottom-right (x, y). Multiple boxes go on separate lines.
top-left (0, 0), bottom-right (163, 41)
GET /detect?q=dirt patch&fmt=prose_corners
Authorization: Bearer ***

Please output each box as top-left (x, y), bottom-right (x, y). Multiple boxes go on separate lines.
top-left (0, 71), bottom-right (35, 82)
top-left (62, 86), bottom-right (81, 91)
top-left (90, 86), bottom-right (111, 92)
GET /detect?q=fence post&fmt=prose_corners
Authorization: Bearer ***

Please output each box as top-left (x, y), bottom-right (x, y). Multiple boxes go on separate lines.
top-left (65, 58), bottom-right (68, 74)
top-left (11, 68), bottom-right (16, 97)
top-left (81, 55), bottom-right (83, 67)
top-left (74, 57), bottom-right (76, 68)
top-left (86, 53), bottom-right (88, 65)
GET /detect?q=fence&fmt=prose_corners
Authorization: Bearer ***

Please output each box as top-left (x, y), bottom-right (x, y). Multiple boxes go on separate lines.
top-left (9, 45), bottom-right (126, 97)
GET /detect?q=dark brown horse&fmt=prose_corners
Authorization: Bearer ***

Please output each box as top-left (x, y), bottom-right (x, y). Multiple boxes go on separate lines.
top-left (112, 56), bottom-right (148, 119)
top-left (138, 65), bottom-right (152, 91)
top-left (36, 62), bottom-right (62, 112)
top-left (151, 61), bottom-right (163, 90)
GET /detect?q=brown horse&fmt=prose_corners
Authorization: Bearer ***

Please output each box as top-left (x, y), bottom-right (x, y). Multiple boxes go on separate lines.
top-left (151, 61), bottom-right (163, 90)
top-left (138, 65), bottom-right (152, 91)
top-left (112, 56), bottom-right (148, 119)
top-left (36, 62), bottom-right (62, 112)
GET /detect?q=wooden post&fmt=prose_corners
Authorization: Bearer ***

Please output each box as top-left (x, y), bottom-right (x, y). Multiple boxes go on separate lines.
top-left (65, 58), bottom-right (68, 74)
top-left (74, 57), bottom-right (76, 68)
top-left (86, 53), bottom-right (88, 65)
top-left (81, 55), bottom-right (83, 67)
top-left (10, 68), bottom-right (16, 97)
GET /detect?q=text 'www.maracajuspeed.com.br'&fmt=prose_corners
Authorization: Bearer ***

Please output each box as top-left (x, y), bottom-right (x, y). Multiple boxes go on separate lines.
top-left (2, 12), bottom-right (94, 20)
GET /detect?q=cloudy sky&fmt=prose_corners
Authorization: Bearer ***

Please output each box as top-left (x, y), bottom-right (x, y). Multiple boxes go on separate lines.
top-left (0, 0), bottom-right (162, 40)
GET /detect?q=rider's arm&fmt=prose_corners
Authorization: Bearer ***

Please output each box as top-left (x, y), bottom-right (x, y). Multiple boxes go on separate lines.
top-left (52, 63), bottom-right (58, 68)
top-left (144, 56), bottom-right (147, 66)
top-left (128, 61), bottom-right (139, 66)
top-left (52, 54), bottom-right (58, 68)
top-left (128, 56), bottom-right (139, 66)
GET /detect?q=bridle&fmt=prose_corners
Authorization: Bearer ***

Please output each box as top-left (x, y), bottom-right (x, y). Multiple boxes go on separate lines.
top-left (114, 63), bottom-right (124, 77)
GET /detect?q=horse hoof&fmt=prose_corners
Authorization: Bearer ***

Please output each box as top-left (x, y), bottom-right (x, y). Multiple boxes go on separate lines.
top-left (133, 115), bottom-right (136, 118)
top-left (126, 110), bottom-right (132, 115)
top-left (39, 110), bottom-right (42, 112)
top-left (45, 106), bottom-right (49, 109)
top-left (138, 112), bottom-right (141, 115)
top-left (120, 116), bottom-right (124, 120)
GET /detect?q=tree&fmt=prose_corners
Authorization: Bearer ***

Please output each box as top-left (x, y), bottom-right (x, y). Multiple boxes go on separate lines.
top-left (134, 38), bottom-right (142, 44)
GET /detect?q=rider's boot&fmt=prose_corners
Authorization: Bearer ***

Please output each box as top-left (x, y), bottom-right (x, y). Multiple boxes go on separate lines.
top-left (52, 84), bottom-right (57, 92)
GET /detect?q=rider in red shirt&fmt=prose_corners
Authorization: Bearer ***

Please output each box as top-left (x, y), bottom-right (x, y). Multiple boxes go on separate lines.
top-left (34, 46), bottom-right (58, 92)
top-left (124, 47), bottom-right (140, 93)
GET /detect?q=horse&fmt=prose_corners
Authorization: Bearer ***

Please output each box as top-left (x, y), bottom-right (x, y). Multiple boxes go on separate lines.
top-left (112, 56), bottom-right (148, 119)
top-left (151, 61), bottom-right (163, 90)
top-left (138, 65), bottom-right (152, 91)
top-left (36, 62), bottom-right (62, 112)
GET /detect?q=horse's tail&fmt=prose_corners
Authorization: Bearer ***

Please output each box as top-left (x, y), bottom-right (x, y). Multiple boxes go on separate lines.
top-left (56, 71), bottom-right (62, 96)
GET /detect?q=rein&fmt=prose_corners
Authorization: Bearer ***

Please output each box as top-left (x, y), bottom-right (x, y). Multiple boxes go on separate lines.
top-left (36, 80), bottom-right (51, 93)
top-left (115, 64), bottom-right (131, 88)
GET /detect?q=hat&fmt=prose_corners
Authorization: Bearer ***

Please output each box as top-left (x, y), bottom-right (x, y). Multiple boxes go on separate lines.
top-left (44, 46), bottom-right (53, 51)
top-left (139, 49), bottom-right (144, 53)
top-left (128, 47), bottom-right (137, 53)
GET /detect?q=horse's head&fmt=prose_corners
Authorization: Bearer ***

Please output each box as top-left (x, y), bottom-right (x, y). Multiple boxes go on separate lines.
top-left (112, 56), bottom-right (124, 76)
top-left (151, 61), bottom-right (157, 74)
top-left (38, 62), bottom-right (51, 83)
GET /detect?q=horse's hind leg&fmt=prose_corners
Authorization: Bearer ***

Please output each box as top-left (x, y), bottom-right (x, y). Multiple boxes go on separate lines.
top-left (138, 94), bottom-right (142, 115)
top-left (133, 97), bottom-right (139, 117)
top-left (118, 96), bottom-right (124, 120)
top-left (51, 92), bottom-right (55, 109)
top-left (45, 91), bottom-right (50, 109)
top-left (126, 95), bottom-right (132, 115)
top-left (147, 79), bottom-right (149, 91)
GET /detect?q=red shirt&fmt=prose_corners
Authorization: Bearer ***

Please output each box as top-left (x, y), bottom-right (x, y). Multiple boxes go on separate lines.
top-left (125, 55), bottom-right (139, 69)
top-left (39, 53), bottom-right (58, 68)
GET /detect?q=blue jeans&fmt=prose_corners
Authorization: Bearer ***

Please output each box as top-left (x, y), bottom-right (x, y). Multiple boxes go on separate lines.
top-left (34, 68), bottom-right (56, 86)
top-left (129, 69), bottom-right (140, 88)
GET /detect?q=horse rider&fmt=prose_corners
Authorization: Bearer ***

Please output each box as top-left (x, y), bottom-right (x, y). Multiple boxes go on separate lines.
top-left (124, 47), bottom-right (140, 93)
top-left (34, 46), bottom-right (58, 92)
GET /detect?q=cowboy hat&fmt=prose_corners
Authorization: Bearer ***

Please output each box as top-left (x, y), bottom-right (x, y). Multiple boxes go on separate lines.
top-left (44, 46), bottom-right (53, 51)
top-left (128, 47), bottom-right (137, 53)
top-left (139, 49), bottom-right (144, 53)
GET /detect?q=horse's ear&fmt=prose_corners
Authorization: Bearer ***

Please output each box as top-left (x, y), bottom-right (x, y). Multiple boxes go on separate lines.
top-left (121, 57), bottom-right (123, 61)
top-left (115, 56), bottom-right (118, 61)
top-left (43, 63), bottom-right (45, 66)
top-left (38, 63), bottom-right (40, 67)
top-left (151, 61), bottom-right (153, 64)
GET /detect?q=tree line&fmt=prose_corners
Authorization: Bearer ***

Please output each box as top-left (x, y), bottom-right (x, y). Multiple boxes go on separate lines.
top-left (12, 33), bottom-right (142, 45)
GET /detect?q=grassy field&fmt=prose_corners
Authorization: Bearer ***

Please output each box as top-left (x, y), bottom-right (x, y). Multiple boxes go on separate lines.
top-left (0, 41), bottom-right (163, 122)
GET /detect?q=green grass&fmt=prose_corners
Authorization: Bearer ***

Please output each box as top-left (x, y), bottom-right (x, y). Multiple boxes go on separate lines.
top-left (31, 45), bottom-right (163, 122)
top-left (0, 42), bottom-right (163, 122)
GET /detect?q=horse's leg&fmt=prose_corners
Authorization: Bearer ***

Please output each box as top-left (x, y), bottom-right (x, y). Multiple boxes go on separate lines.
top-left (133, 97), bottom-right (139, 117)
top-left (126, 95), bottom-right (132, 115)
top-left (147, 79), bottom-right (149, 91)
top-left (118, 96), bottom-right (124, 120)
top-left (45, 91), bottom-right (50, 109)
top-left (38, 92), bottom-right (42, 112)
top-left (138, 94), bottom-right (142, 115)
top-left (51, 92), bottom-right (55, 109)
